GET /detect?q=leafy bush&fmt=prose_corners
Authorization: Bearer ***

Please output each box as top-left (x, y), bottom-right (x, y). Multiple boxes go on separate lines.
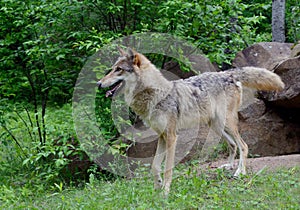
top-left (0, 104), bottom-right (91, 187)
top-left (0, 0), bottom-right (83, 104)
top-left (1, 0), bottom-right (299, 104)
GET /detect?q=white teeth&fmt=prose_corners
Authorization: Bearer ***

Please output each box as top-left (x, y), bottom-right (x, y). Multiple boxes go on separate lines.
top-left (106, 90), bottom-right (112, 97)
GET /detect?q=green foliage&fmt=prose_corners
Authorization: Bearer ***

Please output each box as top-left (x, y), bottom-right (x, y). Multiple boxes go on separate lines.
top-left (95, 90), bottom-right (117, 139)
top-left (1, 0), bottom-right (299, 103)
top-left (0, 104), bottom-right (90, 187)
top-left (0, 0), bottom-right (83, 103)
top-left (286, 0), bottom-right (300, 42)
top-left (155, 0), bottom-right (272, 66)
top-left (58, 0), bottom-right (277, 67)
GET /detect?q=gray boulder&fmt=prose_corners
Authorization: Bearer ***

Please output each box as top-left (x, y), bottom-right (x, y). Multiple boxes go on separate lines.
top-left (233, 42), bottom-right (293, 70)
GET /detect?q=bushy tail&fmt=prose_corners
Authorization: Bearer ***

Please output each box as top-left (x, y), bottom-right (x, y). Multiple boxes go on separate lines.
top-left (233, 67), bottom-right (285, 91)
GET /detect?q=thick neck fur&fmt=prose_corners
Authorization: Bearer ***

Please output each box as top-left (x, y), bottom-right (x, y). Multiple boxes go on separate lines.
top-left (123, 57), bottom-right (173, 119)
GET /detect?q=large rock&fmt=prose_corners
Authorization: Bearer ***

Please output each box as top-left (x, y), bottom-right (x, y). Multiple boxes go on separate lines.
top-left (231, 42), bottom-right (300, 108)
top-left (234, 42), bottom-right (300, 155)
top-left (239, 100), bottom-right (300, 156)
top-left (233, 42), bottom-right (293, 70)
top-left (261, 56), bottom-right (300, 108)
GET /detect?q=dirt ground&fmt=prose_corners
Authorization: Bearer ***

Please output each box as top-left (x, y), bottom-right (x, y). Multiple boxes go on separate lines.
top-left (201, 154), bottom-right (300, 173)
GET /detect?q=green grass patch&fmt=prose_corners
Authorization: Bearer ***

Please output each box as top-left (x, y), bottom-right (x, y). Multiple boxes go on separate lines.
top-left (1, 166), bottom-right (299, 209)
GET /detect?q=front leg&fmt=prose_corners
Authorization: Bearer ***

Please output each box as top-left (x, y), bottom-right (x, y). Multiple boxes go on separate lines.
top-left (163, 133), bottom-right (177, 195)
top-left (162, 121), bottom-right (177, 196)
top-left (150, 113), bottom-right (177, 195)
top-left (152, 137), bottom-right (166, 189)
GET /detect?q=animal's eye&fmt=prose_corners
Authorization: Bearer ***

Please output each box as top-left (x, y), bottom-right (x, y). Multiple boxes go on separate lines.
top-left (115, 67), bottom-right (122, 72)
top-left (104, 69), bottom-right (111, 75)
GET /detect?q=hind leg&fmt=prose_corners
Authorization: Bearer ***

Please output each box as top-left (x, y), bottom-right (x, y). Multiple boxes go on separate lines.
top-left (225, 119), bottom-right (248, 176)
top-left (219, 130), bottom-right (237, 170)
top-left (233, 132), bottom-right (248, 176)
top-left (221, 86), bottom-right (247, 176)
top-left (209, 111), bottom-right (237, 170)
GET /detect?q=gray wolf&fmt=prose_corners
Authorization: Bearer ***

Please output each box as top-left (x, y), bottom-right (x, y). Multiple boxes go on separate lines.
top-left (97, 47), bottom-right (284, 195)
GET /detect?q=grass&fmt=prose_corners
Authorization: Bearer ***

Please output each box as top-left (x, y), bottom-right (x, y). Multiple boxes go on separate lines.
top-left (1, 165), bottom-right (299, 209)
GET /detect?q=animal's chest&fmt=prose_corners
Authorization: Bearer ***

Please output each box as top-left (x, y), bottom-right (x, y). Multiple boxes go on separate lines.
top-left (129, 88), bottom-right (179, 123)
top-left (129, 88), bottom-right (156, 117)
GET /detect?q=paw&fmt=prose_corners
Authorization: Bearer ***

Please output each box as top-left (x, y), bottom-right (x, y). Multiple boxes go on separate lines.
top-left (219, 163), bottom-right (234, 170)
top-left (233, 168), bottom-right (246, 177)
top-left (163, 186), bottom-right (170, 197)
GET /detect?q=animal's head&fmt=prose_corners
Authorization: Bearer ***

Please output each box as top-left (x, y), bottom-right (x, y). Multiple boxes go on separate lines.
top-left (97, 47), bottom-right (147, 97)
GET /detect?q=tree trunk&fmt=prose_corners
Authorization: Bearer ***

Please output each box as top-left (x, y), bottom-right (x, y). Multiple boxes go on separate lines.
top-left (272, 0), bottom-right (286, 42)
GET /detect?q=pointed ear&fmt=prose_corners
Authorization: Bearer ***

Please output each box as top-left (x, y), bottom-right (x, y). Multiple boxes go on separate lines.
top-left (117, 46), bottom-right (126, 56)
top-left (127, 48), bottom-right (141, 68)
top-left (127, 47), bottom-right (135, 60)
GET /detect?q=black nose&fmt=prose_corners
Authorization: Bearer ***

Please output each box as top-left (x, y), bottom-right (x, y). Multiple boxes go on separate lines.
top-left (97, 81), bottom-right (102, 88)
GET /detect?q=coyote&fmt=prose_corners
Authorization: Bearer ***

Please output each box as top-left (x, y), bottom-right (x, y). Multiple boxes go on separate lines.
top-left (97, 47), bottom-right (284, 195)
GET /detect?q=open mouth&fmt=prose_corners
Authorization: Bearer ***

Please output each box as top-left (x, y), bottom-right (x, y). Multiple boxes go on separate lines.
top-left (104, 80), bottom-right (123, 97)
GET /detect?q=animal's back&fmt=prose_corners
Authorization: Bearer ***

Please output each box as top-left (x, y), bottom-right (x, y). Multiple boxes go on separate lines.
top-left (171, 67), bottom-right (284, 129)
top-left (170, 72), bottom-right (238, 129)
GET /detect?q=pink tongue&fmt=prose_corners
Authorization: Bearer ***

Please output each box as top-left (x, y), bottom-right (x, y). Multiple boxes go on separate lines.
top-left (105, 83), bottom-right (121, 97)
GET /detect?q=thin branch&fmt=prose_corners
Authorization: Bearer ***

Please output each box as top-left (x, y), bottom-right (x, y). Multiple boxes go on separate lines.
top-left (15, 109), bottom-right (34, 142)
top-left (25, 70), bottom-right (43, 146)
top-left (41, 68), bottom-right (50, 145)
top-left (1, 125), bottom-right (28, 158)
top-left (24, 106), bottom-right (37, 142)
